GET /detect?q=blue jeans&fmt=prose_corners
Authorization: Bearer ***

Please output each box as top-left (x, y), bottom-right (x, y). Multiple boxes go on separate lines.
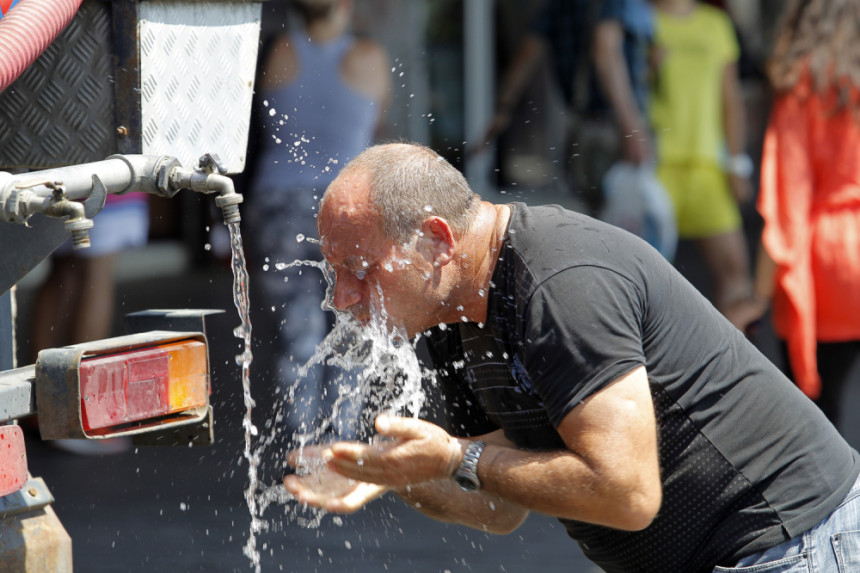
top-left (714, 475), bottom-right (860, 572)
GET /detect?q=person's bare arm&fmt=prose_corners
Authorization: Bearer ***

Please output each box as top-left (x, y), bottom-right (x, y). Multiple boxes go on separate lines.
top-left (342, 39), bottom-right (392, 138)
top-left (392, 429), bottom-right (530, 534)
top-left (468, 34), bottom-right (546, 155)
top-left (292, 365), bottom-right (662, 533)
top-left (722, 61), bottom-right (752, 203)
top-left (592, 20), bottom-right (651, 164)
top-left (258, 35), bottom-right (298, 91)
top-left (725, 238), bottom-right (776, 331)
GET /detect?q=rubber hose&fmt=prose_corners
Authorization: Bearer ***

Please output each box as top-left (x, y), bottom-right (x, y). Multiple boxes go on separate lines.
top-left (0, 0), bottom-right (84, 92)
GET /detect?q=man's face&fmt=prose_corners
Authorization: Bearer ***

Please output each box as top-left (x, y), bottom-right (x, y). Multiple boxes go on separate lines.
top-left (318, 174), bottom-right (439, 338)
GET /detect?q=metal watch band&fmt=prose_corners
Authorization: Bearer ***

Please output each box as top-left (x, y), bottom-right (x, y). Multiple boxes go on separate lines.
top-left (454, 440), bottom-right (487, 492)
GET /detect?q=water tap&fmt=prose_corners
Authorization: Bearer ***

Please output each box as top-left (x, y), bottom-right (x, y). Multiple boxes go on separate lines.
top-left (1, 178), bottom-right (94, 249)
top-left (166, 153), bottom-right (244, 225)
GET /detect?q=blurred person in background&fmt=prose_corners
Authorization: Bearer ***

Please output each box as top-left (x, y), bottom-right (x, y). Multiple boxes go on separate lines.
top-left (245, 0), bottom-right (390, 438)
top-left (727, 0), bottom-right (860, 428)
top-left (473, 0), bottom-right (654, 213)
top-left (28, 191), bottom-right (149, 455)
top-left (649, 0), bottom-right (753, 314)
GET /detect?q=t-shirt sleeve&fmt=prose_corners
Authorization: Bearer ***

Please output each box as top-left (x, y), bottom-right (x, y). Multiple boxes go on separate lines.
top-left (523, 266), bottom-right (646, 427)
top-left (712, 9), bottom-right (739, 64)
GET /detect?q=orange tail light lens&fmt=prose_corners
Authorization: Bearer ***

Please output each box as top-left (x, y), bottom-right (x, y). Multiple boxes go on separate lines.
top-left (79, 340), bottom-right (208, 432)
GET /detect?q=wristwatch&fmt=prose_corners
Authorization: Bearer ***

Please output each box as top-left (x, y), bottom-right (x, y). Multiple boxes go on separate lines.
top-left (453, 440), bottom-right (487, 492)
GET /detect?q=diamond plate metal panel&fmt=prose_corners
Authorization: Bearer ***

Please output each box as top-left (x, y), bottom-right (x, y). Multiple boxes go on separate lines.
top-left (138, 2), bottom-right (261, 174)
top-left (0, 1), bottom-right (114, 169)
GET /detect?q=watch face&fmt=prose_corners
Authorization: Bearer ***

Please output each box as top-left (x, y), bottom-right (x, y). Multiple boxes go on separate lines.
top-left (455, 473), bottom-right (479, 492)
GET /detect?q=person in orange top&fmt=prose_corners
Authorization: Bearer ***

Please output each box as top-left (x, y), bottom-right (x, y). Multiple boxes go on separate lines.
top-left (728, 0), bottom-right (860, 426)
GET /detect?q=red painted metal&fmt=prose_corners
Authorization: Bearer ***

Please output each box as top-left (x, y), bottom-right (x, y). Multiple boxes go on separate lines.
top-left (0, 424), bottom-right (27, 497)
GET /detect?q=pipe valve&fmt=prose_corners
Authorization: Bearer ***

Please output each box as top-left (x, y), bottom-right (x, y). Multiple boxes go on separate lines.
top-left (1, 178), bottom-right (94, 249)
top-left (167, 153), bottom-right (243, 225)
top-left (0, 153), bottom-right (244, 252)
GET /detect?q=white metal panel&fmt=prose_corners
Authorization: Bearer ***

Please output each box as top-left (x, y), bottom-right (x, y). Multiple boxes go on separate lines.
top-left (138, 2), bottom-right (262, 174)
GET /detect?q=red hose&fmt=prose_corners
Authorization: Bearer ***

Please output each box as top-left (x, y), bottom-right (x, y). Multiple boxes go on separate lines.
top-left (0, 0), bottom-right (83, 92)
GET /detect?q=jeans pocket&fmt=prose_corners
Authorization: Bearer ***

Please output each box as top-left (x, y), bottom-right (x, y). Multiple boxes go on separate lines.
top-left (712, 553), bottom-right (809, 572)
top-left (832, 530), bottom-right (860, 572)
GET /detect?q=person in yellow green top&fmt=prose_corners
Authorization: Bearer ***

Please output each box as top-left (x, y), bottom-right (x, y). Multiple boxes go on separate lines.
top-left (650, 0), bottom-right (753, 314)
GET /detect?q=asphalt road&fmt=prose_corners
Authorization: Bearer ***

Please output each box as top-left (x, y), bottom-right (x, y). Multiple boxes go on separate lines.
top-left (12, 189), bottom-right (860, 573)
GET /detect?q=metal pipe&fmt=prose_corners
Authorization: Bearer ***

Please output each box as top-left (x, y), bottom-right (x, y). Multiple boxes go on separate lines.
top-left (0, 155), bottom-right (180, 204)
top-left (0, 154), bottom-right (244, 250)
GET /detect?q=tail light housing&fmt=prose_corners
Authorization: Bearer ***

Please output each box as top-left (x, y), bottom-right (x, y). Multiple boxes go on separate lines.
top-left (35, 331), bottom-right (211, 440)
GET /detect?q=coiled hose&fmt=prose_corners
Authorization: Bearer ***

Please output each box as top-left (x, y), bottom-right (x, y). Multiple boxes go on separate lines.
top-left (0, 0), bottom-right (83, 92)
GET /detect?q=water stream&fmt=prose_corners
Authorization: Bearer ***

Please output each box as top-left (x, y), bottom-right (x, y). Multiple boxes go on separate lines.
top-left (226, 221), bottom-right (263, 572)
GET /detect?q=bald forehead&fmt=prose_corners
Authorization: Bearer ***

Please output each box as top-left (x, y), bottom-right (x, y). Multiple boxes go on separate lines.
top-left (318, 170), bottom-right (383, 252)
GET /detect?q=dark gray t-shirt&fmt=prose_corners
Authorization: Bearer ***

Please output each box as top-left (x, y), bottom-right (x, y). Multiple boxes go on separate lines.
top-left (423, 203), bottom-right (859, 572)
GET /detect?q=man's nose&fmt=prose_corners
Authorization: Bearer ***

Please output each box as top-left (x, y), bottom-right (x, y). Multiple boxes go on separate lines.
top-left (332, 274), bottom-right (361, 311)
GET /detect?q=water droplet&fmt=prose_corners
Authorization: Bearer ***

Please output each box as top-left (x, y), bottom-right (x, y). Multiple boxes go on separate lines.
top-left (296, 234), bottom-right (305, 243)
top-left (180, 502), bottom-right (188, 511)
top-left (268, 108), bottom-right (276, 116)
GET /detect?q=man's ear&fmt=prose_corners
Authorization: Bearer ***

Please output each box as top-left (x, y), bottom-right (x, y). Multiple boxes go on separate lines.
top-left (418, 216), bottom-right (455, 267)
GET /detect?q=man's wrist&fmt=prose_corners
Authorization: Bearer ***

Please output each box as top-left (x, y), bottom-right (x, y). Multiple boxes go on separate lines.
top-left (446, 438), bottom-right (468, 477)
top-left (452, 440), bottom-right (487, 492)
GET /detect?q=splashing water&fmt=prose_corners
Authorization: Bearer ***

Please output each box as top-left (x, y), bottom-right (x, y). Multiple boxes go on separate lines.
top-left (225, 226), bottom-right (435, 568)
top-left (252, 249), bottom-right (433, 534)
top-left (226, 221), bottom-right (263, 572)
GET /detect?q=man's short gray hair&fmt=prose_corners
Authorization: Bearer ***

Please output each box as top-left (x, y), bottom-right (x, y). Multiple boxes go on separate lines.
top-left (332, 142), bottom-right (481, 243)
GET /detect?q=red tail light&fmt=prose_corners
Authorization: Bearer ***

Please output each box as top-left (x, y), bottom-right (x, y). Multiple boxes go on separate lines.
top-left (79, 340), bottom-right (208, 432)
top-left (36, 332), bottom-right (211, 441)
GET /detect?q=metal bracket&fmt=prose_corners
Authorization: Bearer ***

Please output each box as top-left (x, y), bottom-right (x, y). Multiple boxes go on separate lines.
top-left (131, 405), bottom-right (214, 447)
top-left (0, 477), bottom-right (54, 519)
top-left (124, 309), bottom-right (224, 339)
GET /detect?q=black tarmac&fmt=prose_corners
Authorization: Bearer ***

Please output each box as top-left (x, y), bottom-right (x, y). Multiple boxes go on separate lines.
top-left (15, 215), bottom-right (859, 573)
